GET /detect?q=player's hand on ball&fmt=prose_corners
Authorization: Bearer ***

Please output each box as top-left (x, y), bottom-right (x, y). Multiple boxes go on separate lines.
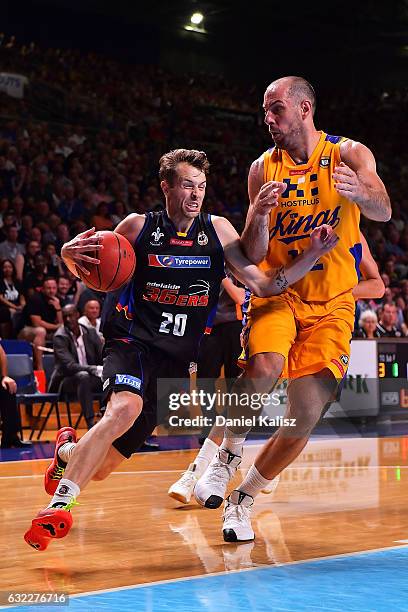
top-left (253, 181), bottom-right (287, 215)
top-left (333, 162), bottom-right (365, 202)
top-left (61, 227), bottom-right (104, 276)
top-left (309, 224), bottom-right (339, 256)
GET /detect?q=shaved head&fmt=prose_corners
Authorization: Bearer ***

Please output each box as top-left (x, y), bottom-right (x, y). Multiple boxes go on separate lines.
top-left (266, 76), bottom-right (316, 115)
top-left (263, 75), bottom-right (318, 154)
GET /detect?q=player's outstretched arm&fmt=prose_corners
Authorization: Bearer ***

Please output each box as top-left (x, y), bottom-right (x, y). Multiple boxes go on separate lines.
top-left (352, 233), bottom-right (385, 300)
top-left (61, 214), bottom-right (145, 278)
top-left (240, 157), bottom-right (286, 264)
top-left (214, 217), bottom-right (339, 297)
top-left (334, 140), bottom-right (391, 222)
top-left (265, 225), bottom-right (339, 294)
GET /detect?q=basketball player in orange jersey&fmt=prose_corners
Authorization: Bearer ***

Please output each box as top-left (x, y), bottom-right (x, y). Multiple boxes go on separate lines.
top-left (23, 148), bottom-right (339, 551)
top-left (194, 76), bottom-right (391, 542)
top-left (168, 231), bottom-right (384, 503)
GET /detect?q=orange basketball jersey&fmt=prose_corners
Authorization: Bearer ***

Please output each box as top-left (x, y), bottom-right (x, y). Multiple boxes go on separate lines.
top-left (261, 131), bottom-right (361, 301)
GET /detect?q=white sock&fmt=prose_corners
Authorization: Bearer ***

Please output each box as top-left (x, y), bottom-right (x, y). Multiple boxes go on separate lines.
top-left (221, 428), bottom-right (247, 457)
top-left (238, 464), bottom-right (273, 499)
top-left (193, 438), bottom-right (218, 477)
top-left (58, 442), bottom-right (76, 465)
top-left (48, 478), bottom-right (80, 509)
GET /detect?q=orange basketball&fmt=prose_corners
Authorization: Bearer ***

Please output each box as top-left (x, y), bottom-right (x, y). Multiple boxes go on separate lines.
top-left (76, 231), bottom-right (136, 292)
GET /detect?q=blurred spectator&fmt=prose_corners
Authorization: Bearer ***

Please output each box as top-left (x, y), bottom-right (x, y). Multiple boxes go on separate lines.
top-left (18, 276), bottom-right (63, 369)
top-left (57, 276), bottom-right (75, 307)
top-left (385, 225), bottom-right (407, 266)
top-left (48, 304), bottom-right (103, 430)
top-left (110, 200), bottom-right (128, 226)
top-left (54, 136), bottom-right (73, 158)
top-left (0, 259), bottom-right (25, 337)
top-left (0, 198), bottom-right (9, 228)
top-left (55, 223), bottom-right (71, 253)
top-left (64, 272), bottom-right (81, 304)
top-left (23, 252), bottom-right (57, 298)
top-left (77, 285), bottom-right (104, 313)
top-left (19, 239), bottom-right (41, 281)
top-left (18, 215), bottom-right (35, 244)
top-left (33, 200), bottom-right (51, 226)
top-left (57, 184), bottom-right (83, 222)
top-left (402, 310), bottom-right (408, 337)
top-left (44, 242), bottom-right (64, 277)
top-left (383, 258), bottom-right (399, 284)
top-left (0, 212), bottom-right (18, 241)
top-left (78, 299), bottom-right (103, 339)
top-left (91, 202), bottom-right (114, 231)
top-left (28, 226), bottom-right (43, 245)
top-left (11, 196), bottom-right (24, 229)
top-left (0, 225), bottom-right (25, 264)
top-left (93, 181), bottom-right (112, 205)
top-left (400, 280), bottom-right (408, 305)
top-left (11, 164), bottom-right (28, 198)
top-left (354, 310), bottom-right (383, 339)
top-left (29, 169), bottom-right (54, 205)
top-left (0, 344), bottom-right (32, 448)
top-left (390, 202), bottom-right (406, 233)
top-left (377, 303), bottom-right (404, 337)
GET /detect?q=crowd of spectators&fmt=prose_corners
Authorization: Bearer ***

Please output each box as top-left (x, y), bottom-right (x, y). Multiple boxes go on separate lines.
top-left (0, 34), bottom-right (407, 363)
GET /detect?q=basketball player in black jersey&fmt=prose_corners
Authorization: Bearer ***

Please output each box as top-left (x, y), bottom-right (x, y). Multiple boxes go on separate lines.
top-left (24, 149), bottom-right (339, 550)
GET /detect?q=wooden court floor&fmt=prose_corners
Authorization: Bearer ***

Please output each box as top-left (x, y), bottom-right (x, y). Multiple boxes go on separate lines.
top-left (2, 436), bottom-right (408, 596)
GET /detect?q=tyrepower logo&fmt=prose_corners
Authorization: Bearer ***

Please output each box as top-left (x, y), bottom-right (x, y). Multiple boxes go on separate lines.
top-left (148, 255), bottom-right (211, 268)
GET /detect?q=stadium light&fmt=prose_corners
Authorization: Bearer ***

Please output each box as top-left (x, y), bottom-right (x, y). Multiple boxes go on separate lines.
top-left (184, 11), bottom-right (206, 34)
top-left (190, 12), bottom-right (204, 25)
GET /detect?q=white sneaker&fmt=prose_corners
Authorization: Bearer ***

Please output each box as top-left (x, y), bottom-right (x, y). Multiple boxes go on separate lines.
top-left (168, 464), bottom-right (198, 504)
top-left (223, 490), bottom-right (254, 542)
top-left (194, 448), bottom-right (242, 509)
top-left (261, 474), bottom-right (280, 494)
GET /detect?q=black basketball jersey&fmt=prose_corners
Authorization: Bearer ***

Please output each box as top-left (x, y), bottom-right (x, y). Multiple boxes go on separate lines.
top-left (101, 210), bottom-right (225, 360)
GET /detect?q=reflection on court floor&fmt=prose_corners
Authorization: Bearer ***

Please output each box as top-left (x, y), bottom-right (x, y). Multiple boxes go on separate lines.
top-left (2, 436), bottom-right (408, 610)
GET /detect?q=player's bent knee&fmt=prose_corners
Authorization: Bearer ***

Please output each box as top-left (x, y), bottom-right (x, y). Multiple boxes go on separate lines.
top-left (103, 391), bottom-right (142, 437)
top-left (246, 352), bottom-right (284, 385)
top-left (100, 410), bottom-right (137, 440)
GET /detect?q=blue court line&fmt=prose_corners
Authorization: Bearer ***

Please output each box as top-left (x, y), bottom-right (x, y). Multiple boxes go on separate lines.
top-left (6, 546), bottom-right (408, 612)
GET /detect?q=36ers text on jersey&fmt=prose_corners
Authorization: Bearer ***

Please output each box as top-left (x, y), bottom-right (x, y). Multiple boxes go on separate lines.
top-left (101, 211), bottom-right (225, 360)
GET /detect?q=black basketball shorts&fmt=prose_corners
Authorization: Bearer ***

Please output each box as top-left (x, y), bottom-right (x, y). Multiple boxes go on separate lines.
top-left (102, 339), bottom-right (190, 458)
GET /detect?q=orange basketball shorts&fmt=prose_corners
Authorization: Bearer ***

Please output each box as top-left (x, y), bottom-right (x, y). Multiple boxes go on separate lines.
top-left (239, 290), bottom-right (355, 379)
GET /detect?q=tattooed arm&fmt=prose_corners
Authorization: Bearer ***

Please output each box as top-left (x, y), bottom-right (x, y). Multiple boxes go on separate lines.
top-left (213, 218), bottom-right (339, 297)
top-left (274, 266), bottom-right (289, 292)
